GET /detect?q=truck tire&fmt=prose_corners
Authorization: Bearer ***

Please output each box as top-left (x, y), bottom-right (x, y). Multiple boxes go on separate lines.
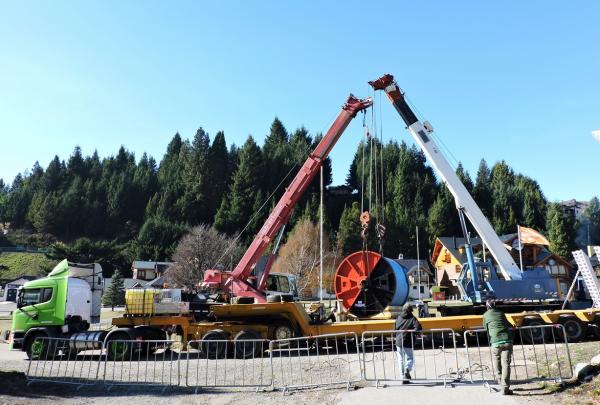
top-left (105, 330), bottom-right (133, 361)
top-left (24, 328), bottom-right (59, 360)
top-left (559, 317), bottom-right (585, 342)
top-left (520, 318), bottom-right (546, 344)
top-left (200, 329), bottom-right (227, 359)
top-left (233, 330), bottom-right (263, 359)
top-left (25, 331), bottom-right (49, 360)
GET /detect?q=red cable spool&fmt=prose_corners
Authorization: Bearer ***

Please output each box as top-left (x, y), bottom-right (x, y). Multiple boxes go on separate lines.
top-left (334, 250), bottom-right (410, 317)
top-left (334, 251), bottom-right (382, 310)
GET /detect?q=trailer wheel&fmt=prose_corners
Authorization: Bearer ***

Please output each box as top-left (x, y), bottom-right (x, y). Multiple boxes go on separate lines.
top-left (520, 318), bottom-right (546, 344)
top-left (234, 330), bottom-right (263, 359)
top-left (106, 331), bottom-right (133, 361)
top-left (559, 317), bottom-right (585, 342)
top-left (200, 329), bottom-right (227, 359)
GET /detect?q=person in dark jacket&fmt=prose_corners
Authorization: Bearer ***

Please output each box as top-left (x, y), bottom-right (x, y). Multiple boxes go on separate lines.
top-left (483, 300), bottom-right (513, 395)
top-left (395, 303), bottom-right (422, 382)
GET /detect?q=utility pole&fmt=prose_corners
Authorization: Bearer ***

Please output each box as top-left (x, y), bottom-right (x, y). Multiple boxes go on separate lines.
top-left (416, 226), bottom-right (421, 301)
top-left (319, 166), bottom-right (324, 302)
top-left (517, 225), bottom-right (524, 271)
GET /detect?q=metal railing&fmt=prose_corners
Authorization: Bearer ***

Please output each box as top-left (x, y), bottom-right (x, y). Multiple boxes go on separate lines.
top-left (361, 328), bottom-right (460, 387)
top-left (269, 332), bottom-right (362, 393)
top-left (185, 339), bottom-right (272, 392)
top-left (102, 339), bottom-right (180, 391)
top-left (24, 327), bottom-right (575, 393)
top-left (463, 324), bottom-right (573, 387)
top-left (26, 337), bottom-right (104, 389)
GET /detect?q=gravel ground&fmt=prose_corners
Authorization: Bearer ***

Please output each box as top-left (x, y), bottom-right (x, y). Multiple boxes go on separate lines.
top-left (0, 336), bottom-right (591, 405)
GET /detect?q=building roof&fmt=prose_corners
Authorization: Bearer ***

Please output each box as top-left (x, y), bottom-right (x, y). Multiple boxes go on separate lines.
top-left (131, 261), bottom-right (173, 270)
top-left (0, 275), bottom-right (38, 287)
top-left (146, 276), bottom-right (165, 288)
top-left (394, 259), bottom-right (433, 276)
top-left (431, 236), bottom-right (483, 264)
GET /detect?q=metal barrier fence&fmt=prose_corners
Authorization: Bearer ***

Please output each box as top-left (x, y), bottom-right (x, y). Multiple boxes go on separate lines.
top-left (185, 339), bottom-right (272, 393)
top-left (26, 337), bottom-right (104, 389)
top-left (269, 332), bottom-right (362, 393)
top-left (24, 327), bottom-right (575, 393)
top-left (361, 329), bottom-right (460, 387)
top-left (464, 324), bottom-right (573, 387)
top-left (103, 339), bottom-right (180, 391)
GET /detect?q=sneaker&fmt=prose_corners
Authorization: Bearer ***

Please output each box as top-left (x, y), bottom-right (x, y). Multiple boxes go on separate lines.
top-left (501, 388), bottom-right (513, 395)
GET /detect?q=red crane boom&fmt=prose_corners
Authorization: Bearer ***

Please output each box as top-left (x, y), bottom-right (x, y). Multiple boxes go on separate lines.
top-left (203, 94), bottom-right (372, 302)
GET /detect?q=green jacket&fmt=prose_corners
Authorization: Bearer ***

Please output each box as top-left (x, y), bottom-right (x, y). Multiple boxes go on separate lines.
top-left (483, 308), bottom-right (513, 345)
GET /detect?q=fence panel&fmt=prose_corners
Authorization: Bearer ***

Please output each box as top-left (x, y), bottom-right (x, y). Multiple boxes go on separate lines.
top-left (26, 337), bottom-right (104, 389)
top-left (270, 332), bottom-right (361, 393)
top-left (102, 339), bottom-right (179, 391)
top-left (463, 324), bottom-right (573, 386)
top-left (361, 328), bottom-right (460, 387)
top-left (185, 339), bottom-right (272, 393)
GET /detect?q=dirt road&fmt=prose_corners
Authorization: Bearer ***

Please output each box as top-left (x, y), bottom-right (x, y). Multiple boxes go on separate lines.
top-left (0, 342), bottom-right (567, 405)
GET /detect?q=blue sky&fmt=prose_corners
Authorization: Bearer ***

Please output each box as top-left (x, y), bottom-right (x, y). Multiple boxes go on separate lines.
top-left (1, 1), bottom-right (599, 201)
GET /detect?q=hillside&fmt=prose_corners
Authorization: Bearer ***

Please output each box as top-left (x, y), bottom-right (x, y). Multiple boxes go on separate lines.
top-left (0, 252), bottom-right (59, 280)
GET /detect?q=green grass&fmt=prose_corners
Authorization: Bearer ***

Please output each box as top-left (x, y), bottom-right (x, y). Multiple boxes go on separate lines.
top-left (0, 252), bottom-right (59, 280)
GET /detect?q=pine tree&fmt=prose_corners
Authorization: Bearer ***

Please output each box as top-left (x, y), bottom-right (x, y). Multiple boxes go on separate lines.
top-left (182, 127), bottom-right (211, 225)
top-left (214, 136), bottom-right (264, 236)
top-left (577, 197), bottom-right (600, 246)
top-left (456, 163), bottom-right (474, 193)
top-left (546, 203), bottom-right (576, 259)
top-left (263, 117), bottom-right (290, 193)
top-left (336, 202), bottom-right (362, 255)
top-left (206, 131), bottom-right (229, 221)
top-left (103, 269), bottom-right (126, 310)
top-left (473, 159), bottom-right (492, 218)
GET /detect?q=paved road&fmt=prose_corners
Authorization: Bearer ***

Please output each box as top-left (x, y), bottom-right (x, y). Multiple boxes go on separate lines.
top-left (337, 384), bottom-right (522, 405)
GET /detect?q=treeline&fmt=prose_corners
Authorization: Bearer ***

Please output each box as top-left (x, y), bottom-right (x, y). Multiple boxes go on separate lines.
top-left (0, 117), bottom-right (599, 276)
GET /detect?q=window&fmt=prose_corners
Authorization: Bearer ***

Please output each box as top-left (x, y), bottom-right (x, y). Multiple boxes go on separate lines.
top-left (20, 288), bottom-right (41, 307)
top-left (18, 287), bottom-right (53, 308)
top-left (42, 288), bottom-right (53, 302)
top-left (267, 275), bottom-right (290, 293)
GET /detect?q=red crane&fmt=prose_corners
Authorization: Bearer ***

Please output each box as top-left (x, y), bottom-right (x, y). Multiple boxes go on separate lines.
top-left (203, 94), bottom-right (373, 302)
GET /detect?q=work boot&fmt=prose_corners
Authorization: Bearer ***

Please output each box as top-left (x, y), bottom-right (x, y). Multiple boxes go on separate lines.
top-left (402, 371), bottom-right (411, 384)
top-left (501, 388), bottom-right (513, 395)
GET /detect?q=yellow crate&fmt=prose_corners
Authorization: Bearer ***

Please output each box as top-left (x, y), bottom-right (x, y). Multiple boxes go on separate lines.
top-left (125, 289), bottom-right (158, 315)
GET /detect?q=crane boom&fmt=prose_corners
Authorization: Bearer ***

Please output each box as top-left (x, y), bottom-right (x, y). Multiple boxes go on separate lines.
top-left (221, 94), bottom-right (373, 301)
top-left (369, 74), bottom-right (522, 281)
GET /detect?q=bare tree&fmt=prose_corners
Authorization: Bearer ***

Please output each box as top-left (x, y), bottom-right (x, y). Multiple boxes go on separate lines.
top-left (166, 224), bottom-right (244, 290)
top-left (272, 218), bottom-right (333, 298)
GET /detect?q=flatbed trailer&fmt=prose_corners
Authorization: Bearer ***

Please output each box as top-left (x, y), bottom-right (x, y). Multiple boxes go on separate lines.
top-left (109, 302), bottom-right (600, 348)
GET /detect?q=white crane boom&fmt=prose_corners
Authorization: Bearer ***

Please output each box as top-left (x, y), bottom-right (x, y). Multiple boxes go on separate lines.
top-left (369, 74), bottom-right (522, 281)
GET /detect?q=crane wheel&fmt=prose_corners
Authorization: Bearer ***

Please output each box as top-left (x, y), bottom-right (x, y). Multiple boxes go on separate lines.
top-left (590, 318), bottom-right (600, 339)
top-left (200, 329), bottom-right (228, 359)
top-left (559, 316), bottom-right (585, 342)
top-left (520, 318), bottom-right (546, 344)
top-left (233, 330), bottom-right (263, 359)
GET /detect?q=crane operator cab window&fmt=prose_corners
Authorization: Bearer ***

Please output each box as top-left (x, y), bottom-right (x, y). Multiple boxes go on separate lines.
top-left (17, 287), bottom-right (53, 308)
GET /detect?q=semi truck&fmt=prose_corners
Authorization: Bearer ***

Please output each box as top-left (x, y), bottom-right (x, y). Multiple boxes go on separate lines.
top-left (10, 259), bottom-right (105, 358)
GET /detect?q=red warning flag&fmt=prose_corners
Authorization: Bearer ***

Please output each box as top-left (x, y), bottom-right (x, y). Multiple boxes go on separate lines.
top-left (518, 225), bottom-right (550, 246)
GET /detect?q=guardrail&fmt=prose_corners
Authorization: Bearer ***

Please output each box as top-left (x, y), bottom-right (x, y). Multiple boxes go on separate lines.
top-left (361, 328), bottom-right (460, 387)
top-left (103, 339), bottom-right (179, 391)
top-left (26, 337), bottom-right (103, 389)
top-left (464, 324), bottom-right (573, 388)
top-left (185, 338), bottom-right (272, 393)
top-left (269, 332), bottom-right (362, 393)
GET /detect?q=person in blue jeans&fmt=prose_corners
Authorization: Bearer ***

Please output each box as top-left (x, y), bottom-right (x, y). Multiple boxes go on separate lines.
top-left (395, 303), bottom-right (422, 383)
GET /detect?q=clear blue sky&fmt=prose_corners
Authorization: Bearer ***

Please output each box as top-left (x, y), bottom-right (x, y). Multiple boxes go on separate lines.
top-left (1, 1), bottom-right (599, 201)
